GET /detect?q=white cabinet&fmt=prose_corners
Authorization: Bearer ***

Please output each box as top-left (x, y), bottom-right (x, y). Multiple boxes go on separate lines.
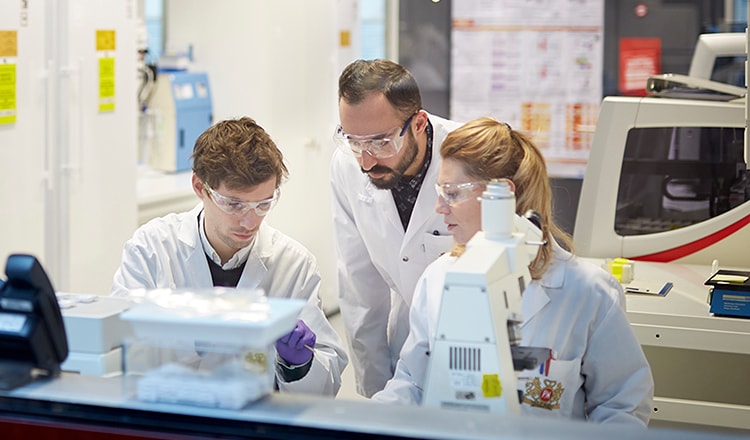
top-left (584, 258), bottom-right (750, 431)
top-left (0, 1), bottom-right (137, 295)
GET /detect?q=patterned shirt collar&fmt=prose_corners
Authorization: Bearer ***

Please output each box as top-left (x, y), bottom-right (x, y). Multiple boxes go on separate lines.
top-left (391, 119), bottom-right (434, 230)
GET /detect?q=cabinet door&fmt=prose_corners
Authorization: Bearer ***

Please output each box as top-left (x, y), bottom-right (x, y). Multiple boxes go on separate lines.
top-left (0, 2), bottom-right (49, 273)
top-left (0, 0), bottom-right (137, 294)
top-left (64, 0), bottom-right (137, 294)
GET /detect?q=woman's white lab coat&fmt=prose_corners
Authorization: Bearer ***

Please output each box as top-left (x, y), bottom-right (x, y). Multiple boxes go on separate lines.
top-left (111, 204), bottom-right (348, 397)
top-left (330, 114), bottom-right (462, 397)
top-left (373, 241), bottom-right (654, 427)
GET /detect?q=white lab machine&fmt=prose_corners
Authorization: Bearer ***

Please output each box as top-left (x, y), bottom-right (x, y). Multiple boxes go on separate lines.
top-left (119, 288), bottom-right (303, 410)
top-left (58, 293), bottom-right (133, 377)
top-left (574, 88), bottom-right (748, 267)
top-left (423, 181), bottom-right (547, 414)
top-left (574, 32), bottom-right (749, 267)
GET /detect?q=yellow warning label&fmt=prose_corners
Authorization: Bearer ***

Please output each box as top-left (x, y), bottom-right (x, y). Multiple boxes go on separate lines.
top-left (0, 63), bottom-right (16, 125)
top-left (96, 30), bottom-right (116, 51)
top-left (339, 30), bottom-right (351, 47)
top-left (0, 31), bottom-right (18, 57)
top-left (99, 57), bottom-right (115, 112)
top-left (481, 374), bottom-right (502, 398)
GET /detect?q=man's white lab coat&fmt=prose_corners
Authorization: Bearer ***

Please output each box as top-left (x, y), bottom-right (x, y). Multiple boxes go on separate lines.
top-left (330, 114), bottom-right (461, 397)
top-left (112, 204), bottom-right (348, 396)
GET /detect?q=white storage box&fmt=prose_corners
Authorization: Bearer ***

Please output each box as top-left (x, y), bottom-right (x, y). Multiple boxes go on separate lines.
top-left (123, 338), bottom-right (276, 409)
top-left (119, 288), bottom-right (304, 409)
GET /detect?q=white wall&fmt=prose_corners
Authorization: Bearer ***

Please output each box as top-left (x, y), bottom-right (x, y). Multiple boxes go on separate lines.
top-left (165, 0), bottom-right (359, 311)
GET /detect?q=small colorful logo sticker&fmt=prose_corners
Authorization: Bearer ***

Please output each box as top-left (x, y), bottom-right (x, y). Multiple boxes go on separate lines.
top-left (523, 377), bottom-right (563, 410)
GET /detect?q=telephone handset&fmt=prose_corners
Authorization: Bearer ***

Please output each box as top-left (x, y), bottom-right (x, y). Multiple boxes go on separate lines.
top-left (0, 254), bottom-right (69, 389)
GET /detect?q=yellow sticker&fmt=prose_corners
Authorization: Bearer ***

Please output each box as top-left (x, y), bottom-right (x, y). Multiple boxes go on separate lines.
top-left (481, 374), bottom-right (502, 398)
top-left (96, 30), bottom-right (116, 51)
top-left (99, 57), bottom-right (115, 112)
top-left (0, 63), bottom-right (17, 125)
top-left (339, 30), bottom-right (351, 47)
top-left (0, 31), bottom-right (18, 57)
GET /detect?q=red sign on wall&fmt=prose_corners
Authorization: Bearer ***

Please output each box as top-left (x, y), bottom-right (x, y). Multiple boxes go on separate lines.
top-left (619, 38), bottom-right (661, 96)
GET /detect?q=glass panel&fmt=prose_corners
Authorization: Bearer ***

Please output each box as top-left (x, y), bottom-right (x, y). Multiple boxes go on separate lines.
top-left (144, 0), bottom-right (163, 62)
top-left (615, 127), bottom-right (749, 236)
top-left (360, 0), bottom-right (386, 59)
top-left (711, 55), bottom-right (745, 87)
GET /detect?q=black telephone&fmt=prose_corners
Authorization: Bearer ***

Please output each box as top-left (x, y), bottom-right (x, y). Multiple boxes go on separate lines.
top-left (0, 254), bottom-right (69, 390)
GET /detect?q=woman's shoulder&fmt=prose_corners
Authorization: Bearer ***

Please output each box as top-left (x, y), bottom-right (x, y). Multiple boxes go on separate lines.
top-left (419, 253), bottom-right (456, 290)
top-left (550, 251), bottom-right (624, 304)
top-left (567, 256), bottom-right (617, 283)
top-left (425, 252), bottom-right (457, 275)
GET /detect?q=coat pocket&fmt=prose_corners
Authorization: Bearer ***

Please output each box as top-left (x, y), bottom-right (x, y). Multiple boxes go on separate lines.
top-left (423, 232), bottom-right (453, 262)
top-left (518, 357), bottom-right (582, 418)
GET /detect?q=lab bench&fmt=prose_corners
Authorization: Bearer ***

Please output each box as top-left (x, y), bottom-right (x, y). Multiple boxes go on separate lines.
top-left (0, 373), bottom-right (739, 440)
top-left (585, 258), bottom-right (750, 432)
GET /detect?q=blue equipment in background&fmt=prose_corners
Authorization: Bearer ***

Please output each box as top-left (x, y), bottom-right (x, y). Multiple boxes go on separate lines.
top-left (149, 71), bottom-right (213, 172)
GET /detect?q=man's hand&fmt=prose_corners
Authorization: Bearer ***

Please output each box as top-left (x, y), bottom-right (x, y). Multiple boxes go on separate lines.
top-left (275, 319), bottom-right (316, 365)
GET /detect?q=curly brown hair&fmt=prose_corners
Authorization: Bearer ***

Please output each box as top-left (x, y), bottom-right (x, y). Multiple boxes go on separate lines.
top-left (191, 117), bottom-right (288, 191)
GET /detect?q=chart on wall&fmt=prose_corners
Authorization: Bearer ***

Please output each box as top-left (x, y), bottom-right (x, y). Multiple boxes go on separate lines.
top-left (451, 0), bottom-right (603, 178)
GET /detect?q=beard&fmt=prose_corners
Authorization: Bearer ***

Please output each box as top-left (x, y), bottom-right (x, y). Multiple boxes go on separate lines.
top-left (363, 132), bottom-right (419, 190)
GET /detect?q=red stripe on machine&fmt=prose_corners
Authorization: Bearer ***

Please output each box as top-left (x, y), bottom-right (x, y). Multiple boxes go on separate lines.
top-left (631, 214), bottom-right (750, 262)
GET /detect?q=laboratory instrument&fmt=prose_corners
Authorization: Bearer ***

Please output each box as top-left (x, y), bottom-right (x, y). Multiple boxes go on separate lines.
top-left (58, 293), bottom-right (133, 376)
top-left (148, 71), bottom-right (213, 172)
top-left (705, 269), bottom-right (750, 318)
top-left (574, 34), bottom-right (749, 266)
top-left (423, 180), bottom-right (548, 414)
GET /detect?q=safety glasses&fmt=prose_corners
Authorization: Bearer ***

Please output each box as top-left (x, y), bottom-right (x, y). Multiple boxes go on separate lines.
top-left (333, 114), bottom-right (415, 159)
top-left (435, 182), bottom-right (487, 206)
top-left (204, 183), bottom-right (279, 217)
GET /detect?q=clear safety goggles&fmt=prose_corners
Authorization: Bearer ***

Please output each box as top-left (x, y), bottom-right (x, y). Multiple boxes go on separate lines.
top-left (435, 181), bottom-right (487, 206)
top-left (204, 183), bottom-right (279, 217)
top-left (333, 114), bottom-right (415, 159)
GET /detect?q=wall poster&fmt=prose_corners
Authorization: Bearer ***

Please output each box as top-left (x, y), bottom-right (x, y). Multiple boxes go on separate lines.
top-left (451, 1), bottom-right (604, 178)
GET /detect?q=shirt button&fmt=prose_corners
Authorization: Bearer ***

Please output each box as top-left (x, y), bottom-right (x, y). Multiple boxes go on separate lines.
top-left (402, 256), bottom-right (409, 262)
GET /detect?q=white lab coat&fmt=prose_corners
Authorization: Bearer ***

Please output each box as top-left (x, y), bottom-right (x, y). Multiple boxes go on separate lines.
top-left (330, 114), bottom-right (462, 397)
top-left (112, 204), bottom-right (348, 397)
top-left (373, 241), bottom-right (654, 427)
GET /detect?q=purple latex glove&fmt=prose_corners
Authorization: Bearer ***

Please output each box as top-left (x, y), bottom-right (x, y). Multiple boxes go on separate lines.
top-left (275, 319), bottom-right (316, 365)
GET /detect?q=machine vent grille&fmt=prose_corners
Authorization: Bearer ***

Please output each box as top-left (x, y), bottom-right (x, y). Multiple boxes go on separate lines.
top-left (449, 346), bottom-right (481, 371)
